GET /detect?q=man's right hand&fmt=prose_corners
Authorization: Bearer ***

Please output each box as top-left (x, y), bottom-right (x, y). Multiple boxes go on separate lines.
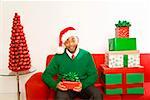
top-left (56, 82), bottom-right (68, 91)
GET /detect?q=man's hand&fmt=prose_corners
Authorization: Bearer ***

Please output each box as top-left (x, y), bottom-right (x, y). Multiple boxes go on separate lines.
top-left (73, 82), bottom-right (82, 92)
top-left (56, 82), bottom-right (68, 91)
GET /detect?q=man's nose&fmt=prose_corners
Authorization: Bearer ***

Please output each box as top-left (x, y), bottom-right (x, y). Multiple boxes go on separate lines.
top-left (70, 42), bottom-right (74, 46)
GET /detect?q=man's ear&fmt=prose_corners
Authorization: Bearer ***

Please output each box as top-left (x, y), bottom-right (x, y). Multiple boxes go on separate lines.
top-left (64, 42), bottom-right (67, 47)
top-left (75, 36), bottom-right (79, 43)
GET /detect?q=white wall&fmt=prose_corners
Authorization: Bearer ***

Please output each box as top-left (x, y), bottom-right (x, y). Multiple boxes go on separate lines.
top-left (0, 0), bottom-right (150, 100)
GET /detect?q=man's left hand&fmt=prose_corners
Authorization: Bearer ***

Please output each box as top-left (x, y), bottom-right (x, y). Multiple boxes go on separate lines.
top-left (73, 82), bottom-right (82, 92)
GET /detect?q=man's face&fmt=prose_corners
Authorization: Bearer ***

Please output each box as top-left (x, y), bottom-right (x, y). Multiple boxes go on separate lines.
top-left (64, 36), bottom-right (78, 53)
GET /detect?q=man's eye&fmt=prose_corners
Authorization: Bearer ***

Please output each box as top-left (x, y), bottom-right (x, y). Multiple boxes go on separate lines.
top-left (72, 39), bottom-right (75, 42)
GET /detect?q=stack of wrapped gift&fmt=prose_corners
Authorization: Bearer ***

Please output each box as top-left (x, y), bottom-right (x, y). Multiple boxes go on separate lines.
top-left (100, 65), bottom-right (144, 95)
top-left (100, 20), bottom-right (144, 95)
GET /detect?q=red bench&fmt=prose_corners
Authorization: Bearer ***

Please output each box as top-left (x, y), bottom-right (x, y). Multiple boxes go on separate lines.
top-left (25, 53), bottom-right (150, 100)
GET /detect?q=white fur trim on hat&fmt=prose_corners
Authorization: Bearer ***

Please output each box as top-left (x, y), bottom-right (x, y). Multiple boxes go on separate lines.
top-left (62, 31), bottom-right (78, 43)
top-left (56, 46), bottom-right (65, 54)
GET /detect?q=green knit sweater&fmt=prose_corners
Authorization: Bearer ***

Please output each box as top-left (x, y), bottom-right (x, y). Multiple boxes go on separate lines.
top-left (42, 49), bottom-right (98, 91)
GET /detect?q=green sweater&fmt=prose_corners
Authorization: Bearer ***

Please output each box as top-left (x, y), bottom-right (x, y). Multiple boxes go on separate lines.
top-left (42, 49), bottom-right (98, 91)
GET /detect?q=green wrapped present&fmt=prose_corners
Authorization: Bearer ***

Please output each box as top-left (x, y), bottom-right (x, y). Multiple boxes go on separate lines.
top-left (109, 38), bottom-right (136, 51)
top-left (100, 65), bottom-right (144, 95)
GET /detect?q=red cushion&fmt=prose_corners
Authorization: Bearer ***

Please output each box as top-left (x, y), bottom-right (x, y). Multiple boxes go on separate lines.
top-left (140, 54), bottom-right (150, 82)
top-left (25, 72), bottom-right (50, 100)
top-left (46, 55), bottom-right (54, 66)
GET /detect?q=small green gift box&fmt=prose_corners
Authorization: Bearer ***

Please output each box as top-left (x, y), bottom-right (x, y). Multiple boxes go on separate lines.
top-left (109, 38), bottom-right (136, 51)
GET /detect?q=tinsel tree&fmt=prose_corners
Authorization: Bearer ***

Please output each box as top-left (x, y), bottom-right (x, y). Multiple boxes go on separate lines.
top-left (8, 13), bottom-right (31, 72)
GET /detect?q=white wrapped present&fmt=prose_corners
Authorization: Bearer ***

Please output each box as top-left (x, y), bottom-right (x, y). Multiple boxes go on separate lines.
top-left (105, 50), bottom-right (140, 68)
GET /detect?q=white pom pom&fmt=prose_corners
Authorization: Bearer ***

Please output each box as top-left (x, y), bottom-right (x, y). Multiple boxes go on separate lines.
top-left (57, 46), bottom-right (65, 54)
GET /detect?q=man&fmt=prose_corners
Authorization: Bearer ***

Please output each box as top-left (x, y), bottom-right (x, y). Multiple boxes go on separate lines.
top-left (42, 27), bottom-right (103, 100)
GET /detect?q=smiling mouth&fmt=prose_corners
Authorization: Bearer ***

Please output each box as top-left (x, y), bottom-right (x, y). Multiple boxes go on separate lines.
top-left (69, 47), bottom-right (75, 49)
top-left (68, 46), bottom-right (77, 53)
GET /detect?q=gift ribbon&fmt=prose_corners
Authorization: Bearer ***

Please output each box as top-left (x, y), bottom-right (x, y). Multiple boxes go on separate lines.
top-left (122, 71), bottom-right (126, 93)
top-left (123, 55), bottom-right (128, 67)
top-left (115, 20), bottom-right (131, 27)
top-left (100, 65), bottom-right (144, 94)
top-left (101, 74), bottom-right (143, 94)
top-left (100, 65), bottom-right (144, 74)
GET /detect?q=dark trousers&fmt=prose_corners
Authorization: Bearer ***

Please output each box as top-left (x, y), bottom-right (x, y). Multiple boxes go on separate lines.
top-left (55, 85), bottom-right (103, 100)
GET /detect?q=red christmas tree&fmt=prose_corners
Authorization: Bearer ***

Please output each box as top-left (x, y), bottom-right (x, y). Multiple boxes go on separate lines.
top-left (8, 13), bottom-right (31, 72)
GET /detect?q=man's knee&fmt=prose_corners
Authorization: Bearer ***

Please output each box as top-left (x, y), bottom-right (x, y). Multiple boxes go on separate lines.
top-left (87, 86), bottom-right (103, 100)
top-left (93, 91), bottom-right (103, 100)
top-left (55, 90), bottom-right (69, 100)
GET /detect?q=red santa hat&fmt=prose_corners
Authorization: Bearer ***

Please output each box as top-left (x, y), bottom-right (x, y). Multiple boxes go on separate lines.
top-left (57, 27), bottom-right (78, 54)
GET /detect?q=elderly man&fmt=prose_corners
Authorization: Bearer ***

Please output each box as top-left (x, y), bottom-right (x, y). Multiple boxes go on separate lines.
top-left (42, 27), bottom-right (103, 100)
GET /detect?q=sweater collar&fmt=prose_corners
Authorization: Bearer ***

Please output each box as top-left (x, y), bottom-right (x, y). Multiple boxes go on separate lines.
top-left (66, 47), bottom-right (79, 59)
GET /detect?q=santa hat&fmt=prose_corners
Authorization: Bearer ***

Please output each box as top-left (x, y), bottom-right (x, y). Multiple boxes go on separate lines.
top-left (57, 27), bottom-right (78, 54)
